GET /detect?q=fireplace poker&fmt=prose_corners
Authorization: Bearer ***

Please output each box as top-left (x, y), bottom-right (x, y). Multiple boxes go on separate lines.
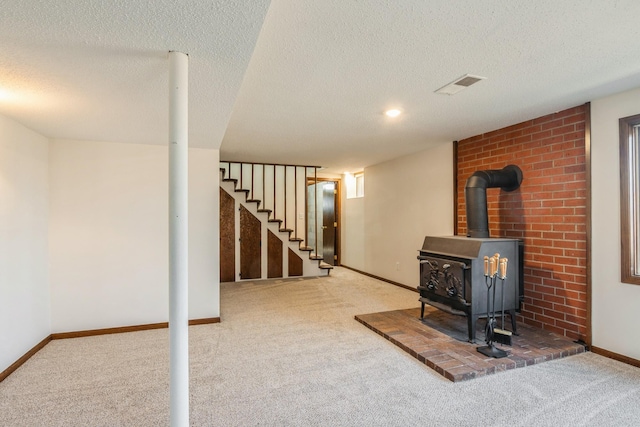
top-left (493, 257), bottom-right (513, 346)
top-left (477, 254), bottom-right (508, 358)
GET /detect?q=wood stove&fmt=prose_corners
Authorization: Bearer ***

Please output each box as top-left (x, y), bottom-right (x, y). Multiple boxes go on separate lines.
top-left (417, 165), bottom-right (524, 343)
top-left (418, 236), bottom-right (521, 342)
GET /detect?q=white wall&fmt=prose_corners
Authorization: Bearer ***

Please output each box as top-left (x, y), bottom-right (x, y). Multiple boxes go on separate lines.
top-left (591, 87), bottom-right (640, 360)
top-left (49, 139), bottom-right (219, 332)
top-left (188, 148), bottom-right (220, 319)
top-left (340, 191), bottom-right (365, 269)
top-left (0, 114), bottom-right (51, 373)
top-left (341, 142), bottom-right (454, 285)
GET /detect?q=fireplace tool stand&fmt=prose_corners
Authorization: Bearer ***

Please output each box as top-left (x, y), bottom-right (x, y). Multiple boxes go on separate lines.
top-left (477, 255), bottom-right (509, 358)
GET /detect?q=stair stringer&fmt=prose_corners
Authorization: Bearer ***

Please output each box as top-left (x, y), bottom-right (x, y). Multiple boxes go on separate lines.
top-left (220, 178), bottom-right (330, 279)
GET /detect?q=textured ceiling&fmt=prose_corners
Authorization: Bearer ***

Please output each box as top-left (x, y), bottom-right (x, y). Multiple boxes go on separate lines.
top-left (2, 1), bottom-right (640, 174)
top-left (0, 0), bottom-right (270, 148)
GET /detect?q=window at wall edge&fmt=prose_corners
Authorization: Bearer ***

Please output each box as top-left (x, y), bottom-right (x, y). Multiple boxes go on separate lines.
top-left (355, 172), bottom-right (364, 198)
top-left (619, 113), bottom-right (640, 285)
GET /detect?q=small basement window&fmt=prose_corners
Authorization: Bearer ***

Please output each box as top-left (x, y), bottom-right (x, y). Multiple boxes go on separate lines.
top-left (346, 171), bottom-right (364, 199)
top-left (355, 172), bottom-right (364, 198)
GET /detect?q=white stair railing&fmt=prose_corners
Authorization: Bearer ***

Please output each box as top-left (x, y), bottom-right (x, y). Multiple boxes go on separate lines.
top-left (220, 161), bottom-right (331, 278)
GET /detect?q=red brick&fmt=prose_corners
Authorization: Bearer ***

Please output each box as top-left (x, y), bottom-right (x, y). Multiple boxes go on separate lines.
top-left (565, 282), bottom-right (587, 292)
top-left (553, 223), bottom-right (577, 232)
top-left (534, 313), bottom-right (557, 325)
top-left (564, 312), bottom-right (587, 325)
top-left (563, 113), bottom-right (586, 125)
top-left (527, 304), bottom-right (544, 315)
top-left (524, 318), bottom-right (544, 330)
top-left (563, 131), bottom-right (584, 142)
top-left (556, 295), bottom-right (585, 308)
top-left (543, 324), bottom-right (568, 337)
top-left (564, 198), bottom-right (586, 207)
top-left (554, 106), bottom-right (584, 118)
top-left (556, 319), bottom-right (582, 332)
top-left (543, 293), bottom-right (566, 305)
top-left (570, 300), bottom-right (587, 310)
top-left (457, 104), bottom-right (587, 339)
top-left (553, 272), bottom-right (576, 283)
top-left (553, 240), bottom-right (578, 249)
top-left (544, 309), bottom-right (566, 320)
top-left (530, 299), bottom-right (555, 312)
top-left (563, 147), bottom-right (584, 157)
top-left (540, 118), bottom-right (565, 131)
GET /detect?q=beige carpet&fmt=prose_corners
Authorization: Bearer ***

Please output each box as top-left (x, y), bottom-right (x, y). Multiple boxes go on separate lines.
top-left (1, 267), bottom-right (639, 426)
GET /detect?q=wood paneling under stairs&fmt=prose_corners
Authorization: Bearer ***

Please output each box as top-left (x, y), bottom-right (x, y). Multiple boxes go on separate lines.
top-left (220, 188), bottom-right (236, 282)
top-left (288, 248), bottom-right (303, 277)
top-left (268, 230), bottom-right (283, 278)
top-left (240, 205), bottom-right (261, 279)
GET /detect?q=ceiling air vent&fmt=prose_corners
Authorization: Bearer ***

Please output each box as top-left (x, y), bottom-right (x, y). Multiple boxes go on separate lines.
top-left (435, 74), bottom-right (486, 95)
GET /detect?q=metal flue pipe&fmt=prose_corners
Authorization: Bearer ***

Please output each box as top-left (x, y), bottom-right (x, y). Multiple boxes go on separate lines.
top-left (465, 165), bottom-right (523, 238)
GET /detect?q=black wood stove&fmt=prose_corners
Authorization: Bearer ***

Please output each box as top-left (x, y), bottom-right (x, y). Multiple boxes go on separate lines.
top-left (418, 236), bottom-right (521, 342)
top-left (417, 165), bottom-right (524, 343)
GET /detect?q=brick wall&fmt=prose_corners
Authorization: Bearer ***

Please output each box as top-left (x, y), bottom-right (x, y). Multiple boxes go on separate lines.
top-left (456, 105), bottom-right (588, 341)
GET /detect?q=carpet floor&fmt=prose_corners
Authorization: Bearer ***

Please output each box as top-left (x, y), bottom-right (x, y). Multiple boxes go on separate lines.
top-left (1, 267), bottom-right (639, 426)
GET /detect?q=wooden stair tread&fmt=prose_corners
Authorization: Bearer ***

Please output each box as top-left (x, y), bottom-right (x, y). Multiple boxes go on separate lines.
top-left (219, 161), bottom-right (335, 278)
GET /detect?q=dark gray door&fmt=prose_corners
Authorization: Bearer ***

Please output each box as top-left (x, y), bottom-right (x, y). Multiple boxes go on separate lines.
top-left (322, 182), bottom-right (337, 265)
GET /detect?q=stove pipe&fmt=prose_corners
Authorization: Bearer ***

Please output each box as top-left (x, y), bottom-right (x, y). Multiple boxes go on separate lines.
top-left (465, 165), bottom-right (523, 238)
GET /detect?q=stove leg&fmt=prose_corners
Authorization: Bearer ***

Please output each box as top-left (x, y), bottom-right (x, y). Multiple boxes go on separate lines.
top-left (420, 302), bottom-right (425, 319)
top-left (508, 309), bottom-right (518, 335)
top-left (467, 315), bottom-right (476, 343)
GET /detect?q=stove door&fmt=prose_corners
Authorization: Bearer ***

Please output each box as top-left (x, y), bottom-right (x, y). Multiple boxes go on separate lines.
top-left (418, 255), bottom-right (470, 303)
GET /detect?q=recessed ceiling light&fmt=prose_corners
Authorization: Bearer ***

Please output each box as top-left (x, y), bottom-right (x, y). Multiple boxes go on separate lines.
top-left (435, 74), bottom-right (486, 95)
top-left (0, 88), bottom-right (13, 102)
top-left (385, 109), bottom-right (401, 117)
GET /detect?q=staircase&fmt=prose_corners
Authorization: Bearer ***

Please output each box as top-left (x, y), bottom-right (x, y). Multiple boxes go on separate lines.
top-left (220, 162), bottom-right (333, 281)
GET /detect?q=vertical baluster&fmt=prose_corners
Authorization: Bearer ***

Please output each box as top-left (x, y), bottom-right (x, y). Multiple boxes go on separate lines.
top-left (284, 166), bottom-right (288, 230)
top-left (305, 167), bottom-right (309, 246)
top-left (314, 167), bottom-right (318, 257)
top-left (251, 164), bottom-right (255, 200)
top-left (294, 166), bottom-right (298, 240)
top-left (221, 162), bottom-right (324, 251)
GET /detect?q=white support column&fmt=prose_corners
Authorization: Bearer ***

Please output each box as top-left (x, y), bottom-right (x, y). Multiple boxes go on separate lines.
top-left (168, 50), bottom-right (189, 427)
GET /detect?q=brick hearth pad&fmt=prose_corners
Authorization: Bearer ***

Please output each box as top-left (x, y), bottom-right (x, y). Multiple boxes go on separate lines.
top-left (355, 307), bottom-right (585, 382)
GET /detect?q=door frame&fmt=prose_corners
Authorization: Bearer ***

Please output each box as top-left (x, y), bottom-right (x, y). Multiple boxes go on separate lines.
top-left (305, 177), bottom-right (341, 266)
